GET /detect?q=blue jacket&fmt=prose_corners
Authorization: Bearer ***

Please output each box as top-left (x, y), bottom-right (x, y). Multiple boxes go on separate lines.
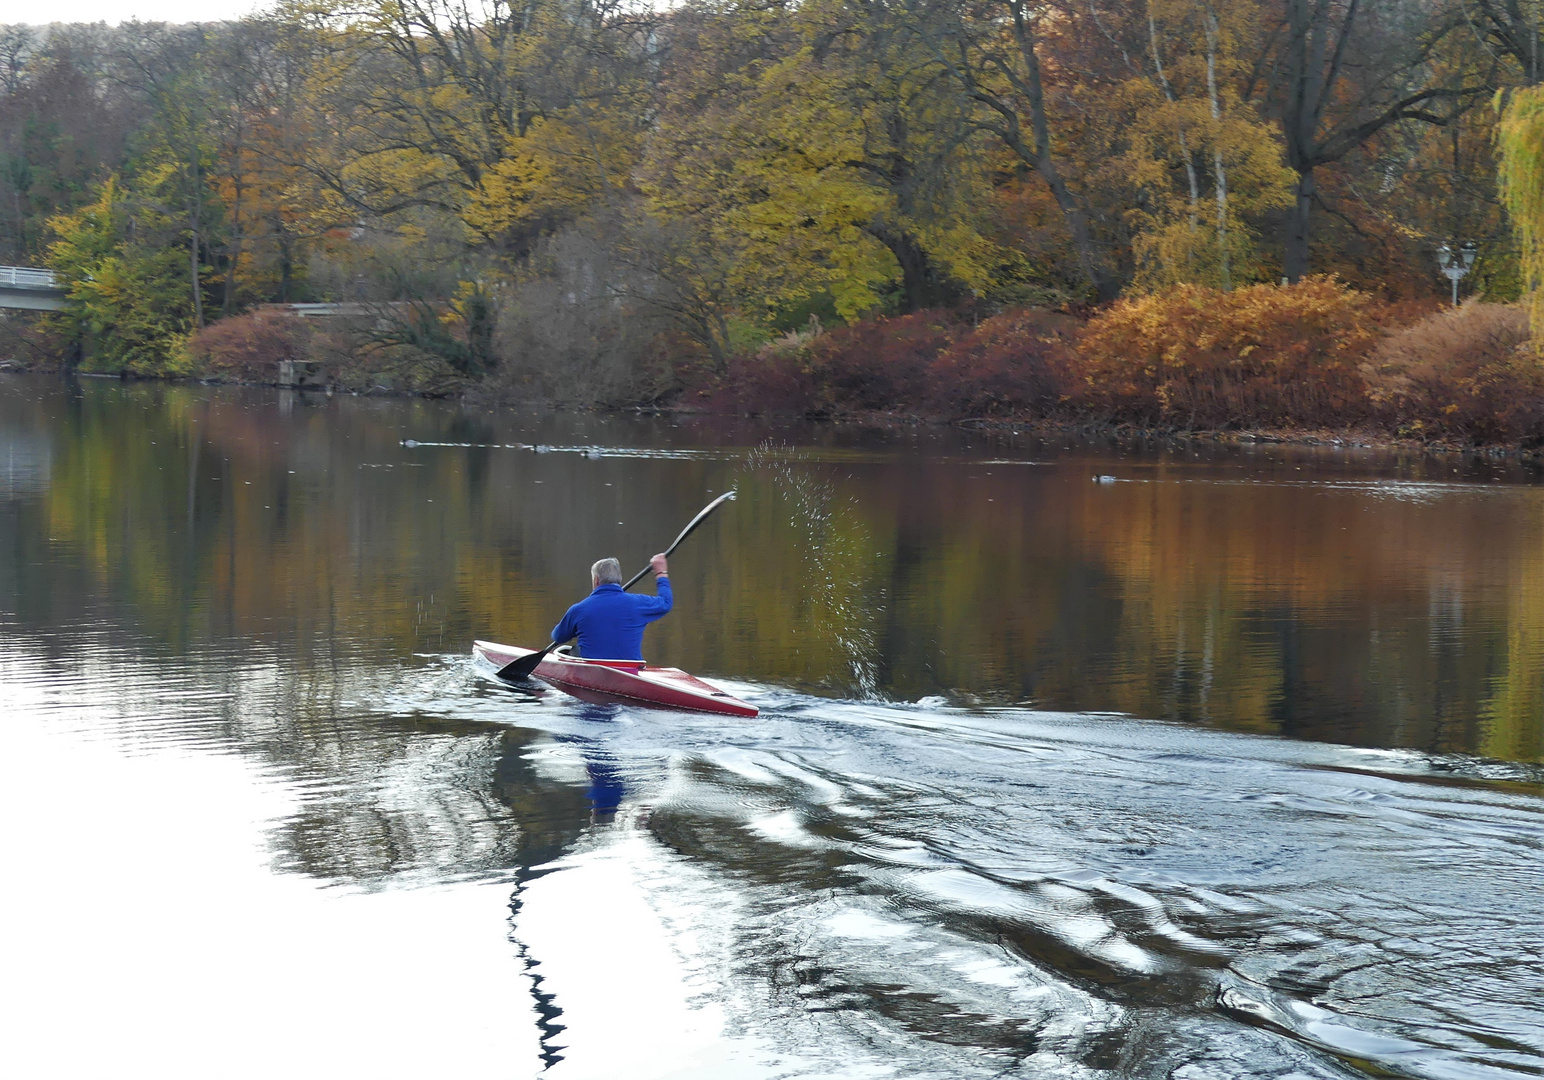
top-left (551, 579), bottom-right (673, 660)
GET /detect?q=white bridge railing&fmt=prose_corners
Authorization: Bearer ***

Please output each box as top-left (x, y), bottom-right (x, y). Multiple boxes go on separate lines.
top-left (0, 266), bottom-right (59, 289)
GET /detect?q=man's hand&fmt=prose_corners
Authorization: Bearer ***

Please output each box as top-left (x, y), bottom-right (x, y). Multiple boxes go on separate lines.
top-left (650, 553), bottom-right (669, 577)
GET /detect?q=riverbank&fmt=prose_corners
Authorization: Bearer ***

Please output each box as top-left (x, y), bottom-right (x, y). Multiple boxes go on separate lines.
top-left (668, 282), bottom-right (1543, 451)
top-left (7, 278), bottom-right (1542, 452)
top-left (14, 366), bottom-right (1539, 463)
top-left (665, 407), bottom-right (1544, 461)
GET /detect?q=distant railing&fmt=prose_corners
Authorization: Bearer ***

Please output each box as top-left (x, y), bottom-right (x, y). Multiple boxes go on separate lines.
top-left (276, 301), bottom-right (411, 318)
top-left (0, 266), bottom-right (58, 289)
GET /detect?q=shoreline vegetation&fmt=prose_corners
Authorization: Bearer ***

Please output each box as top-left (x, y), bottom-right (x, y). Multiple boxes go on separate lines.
top-left (8, 278), bottom-right (1544, 452)
top-left (2, 9), bottom-right (1544, 449)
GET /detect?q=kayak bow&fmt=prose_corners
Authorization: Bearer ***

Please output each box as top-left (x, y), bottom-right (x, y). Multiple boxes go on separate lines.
top-left (473, 640), bottom-right (759, 718)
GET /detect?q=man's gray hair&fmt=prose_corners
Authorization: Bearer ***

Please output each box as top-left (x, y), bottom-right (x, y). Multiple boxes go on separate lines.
top-left (591, 557), bottom-right (622, 585)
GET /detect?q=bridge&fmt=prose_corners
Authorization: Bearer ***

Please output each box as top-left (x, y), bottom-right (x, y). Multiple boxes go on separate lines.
top-left (0, 266), bottom-right (66, 311)
top-left (1, 271), bottom-right (428, 319)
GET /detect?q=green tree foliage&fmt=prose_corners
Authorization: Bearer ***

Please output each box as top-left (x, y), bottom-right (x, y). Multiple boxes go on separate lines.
top-left (47, 163), bottom-right (222, 373)
top-left (1497, 85), bottom-right (1544, 351)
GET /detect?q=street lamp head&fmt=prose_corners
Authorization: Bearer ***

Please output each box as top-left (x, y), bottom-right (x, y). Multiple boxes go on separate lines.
top-left (1435, 239), bottom-right (1475, 306)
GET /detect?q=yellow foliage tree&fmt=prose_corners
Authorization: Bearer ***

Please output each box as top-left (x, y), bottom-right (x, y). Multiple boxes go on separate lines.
top-left (276, 0), bottom-right (653, 260)
top-left (1118, 0), bottom-right (1295, 290)
top-left (642, 0), bottom-right (1013, 334)
top-left (1498, 84), bottom-right (1544, 353)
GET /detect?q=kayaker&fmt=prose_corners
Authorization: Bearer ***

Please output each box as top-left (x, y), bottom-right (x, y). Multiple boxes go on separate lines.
top-left (550, 554), bottom-right (672, 660)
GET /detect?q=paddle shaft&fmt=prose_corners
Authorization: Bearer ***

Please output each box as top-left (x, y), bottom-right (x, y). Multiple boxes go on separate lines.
top-left (494, 491), bottom-right (736, 681)
top-left (621, 490), bottom-right (737, 590)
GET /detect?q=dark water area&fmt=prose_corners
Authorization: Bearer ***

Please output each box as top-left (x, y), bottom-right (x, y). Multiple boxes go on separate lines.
top-left (1, 374), bottom-right (1541, 1079)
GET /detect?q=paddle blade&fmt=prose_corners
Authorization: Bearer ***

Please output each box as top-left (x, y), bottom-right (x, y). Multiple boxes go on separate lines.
top-left (496, 644), bottom-right (553, 682)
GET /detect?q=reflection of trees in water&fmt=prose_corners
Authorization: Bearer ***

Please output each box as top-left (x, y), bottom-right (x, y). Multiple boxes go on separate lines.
top-left (1482, 555), bottom-right (1544, 763)
top-left (0, 601), bottom-right (600, 890)
top-left (270, 719), bottom-right (594, 886)
top-left (91, 646), bottom-right (596, 886)
top-left (5, 377), bottom-right (1542, 761)
top-left (857, 459), bottom-right (1544, 760)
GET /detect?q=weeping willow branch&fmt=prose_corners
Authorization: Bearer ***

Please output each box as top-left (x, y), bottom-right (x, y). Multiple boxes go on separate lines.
top-left (1498, 85), bottom-right (1544, 355)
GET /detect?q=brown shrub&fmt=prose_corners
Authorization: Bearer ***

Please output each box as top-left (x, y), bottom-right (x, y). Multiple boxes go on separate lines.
top-left (1363, 301), bottom-right (1544, 445)
top-left (1074, 277), bottom-right (1381, 429)
top-left (803, 310), bottom-right (966, 413)
top-left (182, 308), bottom-right (311, 381)
top-left (711, 347), bottom-right (821, 414)
top-left (926, 308), bottom-right (1078, 418)
top-left (705, 309), bottom-right (970, 416)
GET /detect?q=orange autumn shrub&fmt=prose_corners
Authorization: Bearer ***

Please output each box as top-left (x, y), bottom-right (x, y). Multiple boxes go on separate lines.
top-left (1074, 277), bottom-right (1381, 429)
top-left (926, 308), bottom-right (1078, 418)
top-left (1363, 302), bottom-right (1544, 445)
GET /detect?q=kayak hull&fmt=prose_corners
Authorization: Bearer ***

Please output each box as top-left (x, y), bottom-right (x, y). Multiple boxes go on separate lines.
top-left (473, 640), bottom-right (759, 717)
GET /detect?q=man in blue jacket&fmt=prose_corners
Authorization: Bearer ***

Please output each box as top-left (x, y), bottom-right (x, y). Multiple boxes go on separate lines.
top-left (551, 554), bottom-right (672, 661)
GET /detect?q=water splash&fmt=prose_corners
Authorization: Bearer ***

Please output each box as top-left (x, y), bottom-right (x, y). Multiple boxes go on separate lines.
top-left (740, 443), bottom-right (881, 698)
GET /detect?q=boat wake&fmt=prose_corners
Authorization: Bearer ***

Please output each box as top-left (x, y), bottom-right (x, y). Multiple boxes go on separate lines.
top-left (371, 655), bottom-right (1544, 1079)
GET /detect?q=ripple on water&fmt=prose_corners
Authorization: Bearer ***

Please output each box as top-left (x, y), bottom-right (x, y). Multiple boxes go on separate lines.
top-left (3, 626), bottom-right (1541, 1078)
top-left (578, 696), bottom-right (1544, 1079)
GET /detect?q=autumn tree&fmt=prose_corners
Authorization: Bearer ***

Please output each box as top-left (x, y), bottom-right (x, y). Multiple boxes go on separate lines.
top-left (1106, 0), bottom-right (1296, 289)
top-left (48, 170), bottom-right (220, 372)
top-left (641, 0), bottom-right (1015, 360)
top-left (200, 18), bottom-right (328, 311)
top-left (892, 0), bottom-right (1124, 298)
top-left (1462, 0), bottom-right (1544, 85)
top-left (110, 22), bottom-right (232, 328)
top-left (1250, 0), bottom-right (1482, 281)
top-left (0, 25), bottom-right (146, 264)
top-left (279, 0), bottom-right (659, 253)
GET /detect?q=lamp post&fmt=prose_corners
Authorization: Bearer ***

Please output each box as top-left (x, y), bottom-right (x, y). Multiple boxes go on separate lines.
top-left (1436, 241), bottom-right (1478, 307)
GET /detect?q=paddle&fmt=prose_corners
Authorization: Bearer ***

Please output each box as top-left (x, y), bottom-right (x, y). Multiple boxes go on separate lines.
top-left (494, 490), bottom-right (738, 682)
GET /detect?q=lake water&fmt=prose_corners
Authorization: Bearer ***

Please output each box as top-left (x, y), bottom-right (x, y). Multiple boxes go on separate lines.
top-left (1, 374), bottom-right (1540, 1079)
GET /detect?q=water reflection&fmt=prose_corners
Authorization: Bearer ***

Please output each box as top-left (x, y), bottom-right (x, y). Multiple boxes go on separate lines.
top-left (2, 374), bottom-right (1539, 763)
top-left (567, 706), bottom-right (629, 822)
top-left (2, 374), bottom-right (1543, 1079)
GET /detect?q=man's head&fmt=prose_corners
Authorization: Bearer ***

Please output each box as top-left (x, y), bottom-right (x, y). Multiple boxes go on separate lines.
top-left (591, 557), bottom-right (622, 587)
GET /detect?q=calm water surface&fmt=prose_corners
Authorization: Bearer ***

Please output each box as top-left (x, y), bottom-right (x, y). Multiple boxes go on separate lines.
top-left (1, 374), bottom-right (1541, 1079)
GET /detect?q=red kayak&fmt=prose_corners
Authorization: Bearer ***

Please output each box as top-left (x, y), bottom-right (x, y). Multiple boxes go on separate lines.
top-left (473, 640), bottom-right (759, 717)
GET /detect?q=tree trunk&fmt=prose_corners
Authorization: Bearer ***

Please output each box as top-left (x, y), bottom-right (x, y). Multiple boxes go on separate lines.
top-left (711, 315), bottom-right (730, 376)
top-left (223, 163), bottom-right (242, 317)
top-left (1214, 150), bottom-right (1231, 289)
top-left (1204, 8), bottom-right (1231, 290)
top-left (189, 159), bottom-right (204, 329)
top-left (1277, 0), bottom-right (1347, 283)
top-left (190, 225), bottom-right (204, 328)
top-left (867, 222), bottom-right (961, 312)
top-left (278, 228), bottom-right (294, 303)
top-left (1284, 168), bottom-right (1314, 283)
top-left (1007, 0), bottom-right (1118, 300)
top-left (1149, 14), bottom-right (1200, 234)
